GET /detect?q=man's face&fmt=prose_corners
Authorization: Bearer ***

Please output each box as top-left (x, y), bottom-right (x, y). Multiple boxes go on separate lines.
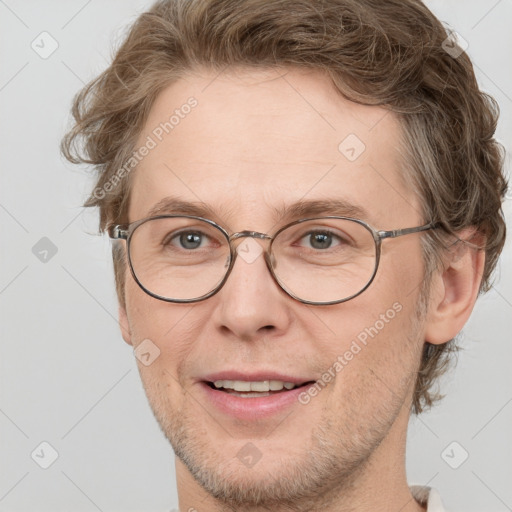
top-left (121, 67), bottom-right (429, 506)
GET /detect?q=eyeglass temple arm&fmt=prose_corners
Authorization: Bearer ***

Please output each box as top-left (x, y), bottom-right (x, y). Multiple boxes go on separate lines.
top-left (377, 222), bottom-right (439, 240)
top-left (108, 225), bottom-right (129, 240)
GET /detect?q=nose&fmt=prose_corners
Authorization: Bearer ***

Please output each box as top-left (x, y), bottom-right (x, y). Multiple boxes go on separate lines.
top-left (211, 237), bottom-right (292, 341)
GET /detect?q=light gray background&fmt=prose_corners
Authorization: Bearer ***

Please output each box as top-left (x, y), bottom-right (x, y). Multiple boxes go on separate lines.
top-left (0, 1), bottom-right (511, 511)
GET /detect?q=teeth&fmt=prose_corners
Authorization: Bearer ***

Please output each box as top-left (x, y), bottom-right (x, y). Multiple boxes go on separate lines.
top-left (213, 380), bottom-right (299, 392)
top-left (250, 381), bottom-right (269, 392)
top-left (269, 380), bottom-right (285, 390)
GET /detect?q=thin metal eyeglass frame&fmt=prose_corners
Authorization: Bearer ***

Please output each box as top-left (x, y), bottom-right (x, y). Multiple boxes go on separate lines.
top-left (108, 215), bottom-right (439, 306)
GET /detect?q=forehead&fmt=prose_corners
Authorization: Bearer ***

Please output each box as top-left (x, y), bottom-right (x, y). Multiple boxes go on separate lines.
top-left (129, 67), bottom-right (419, 227)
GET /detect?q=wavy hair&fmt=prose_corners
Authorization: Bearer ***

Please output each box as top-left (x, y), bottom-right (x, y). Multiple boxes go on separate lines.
top-left (61, 0), bottom-right (507, 413)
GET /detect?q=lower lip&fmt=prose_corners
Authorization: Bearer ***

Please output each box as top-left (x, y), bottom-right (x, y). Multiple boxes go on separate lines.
top-left (199, 382), bottom-right (312, 421)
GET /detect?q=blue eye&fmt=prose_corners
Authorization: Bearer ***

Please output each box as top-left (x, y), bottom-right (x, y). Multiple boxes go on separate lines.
top-left (178, 232), bottom-right (203, 249)
top-left (309, 232), bottom-right (333, 249)
top-left (166, 231), bottom-right (208, 250)
top-left (300, 231), bottom-right (343, 250)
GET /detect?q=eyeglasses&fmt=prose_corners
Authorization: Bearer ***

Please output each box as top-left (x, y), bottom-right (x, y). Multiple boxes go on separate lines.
top-left (108, 215), bottom-right (438, 305)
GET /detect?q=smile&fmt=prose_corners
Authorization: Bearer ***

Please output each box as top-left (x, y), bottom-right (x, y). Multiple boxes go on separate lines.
top-left (210, 379), bottom-right (304, 396)
top-left (201, 378), bottom-right (316, 420)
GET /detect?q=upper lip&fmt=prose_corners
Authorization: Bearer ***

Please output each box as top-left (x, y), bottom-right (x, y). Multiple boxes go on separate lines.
top-left (200, 371), bottom-right (315, 385)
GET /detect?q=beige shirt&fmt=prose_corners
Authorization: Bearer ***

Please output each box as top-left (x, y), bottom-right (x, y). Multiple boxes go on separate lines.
top-left (410, 486), bottom-right (448, 512)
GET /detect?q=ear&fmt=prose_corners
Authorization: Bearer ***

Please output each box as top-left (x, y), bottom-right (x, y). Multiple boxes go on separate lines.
top-left (424, 229), bottom-right (486, 345)
top-left (119, 305), bottom-right (133, 346)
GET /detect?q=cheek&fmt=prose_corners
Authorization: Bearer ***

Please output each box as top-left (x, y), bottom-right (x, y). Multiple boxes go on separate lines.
top-left (318, 303), bottom-right (422, 425)
top-left (303, 251), bottom-right (425, 403)
top-left (125, 277), bottom-right (179, 339)
top-left (124, 278), bottom-right (201, 373)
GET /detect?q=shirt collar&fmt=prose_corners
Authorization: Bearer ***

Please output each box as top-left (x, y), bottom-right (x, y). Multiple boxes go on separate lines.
top-left (410, 486), bottom-right (449, 512)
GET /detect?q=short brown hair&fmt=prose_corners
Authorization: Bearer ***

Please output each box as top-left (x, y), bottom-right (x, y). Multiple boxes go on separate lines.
top-left (61, 0), bottom-right (507, 413)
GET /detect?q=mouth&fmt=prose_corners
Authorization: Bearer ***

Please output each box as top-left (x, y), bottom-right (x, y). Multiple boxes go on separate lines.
top-left (198, 371), bottom-right (318, 419)
top-left (205, 379), bottom-right (315, 398)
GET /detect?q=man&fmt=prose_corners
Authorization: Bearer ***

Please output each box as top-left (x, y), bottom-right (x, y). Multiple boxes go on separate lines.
top-left (61, 0), bottom-right (507, 510)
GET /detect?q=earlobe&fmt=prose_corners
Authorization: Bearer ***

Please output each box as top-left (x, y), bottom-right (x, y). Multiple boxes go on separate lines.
top-left (424, 230), bottom-right (486, 345)
top-left (119, 305), bottom-right (133, 345)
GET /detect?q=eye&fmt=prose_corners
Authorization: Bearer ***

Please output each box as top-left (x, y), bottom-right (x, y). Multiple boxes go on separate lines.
top-left (299, 230), bottom-right (344, 250)
top-left (168, 231), bottom-right (209, 250)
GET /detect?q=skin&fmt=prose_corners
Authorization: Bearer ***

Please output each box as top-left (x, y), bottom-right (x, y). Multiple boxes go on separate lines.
top-left (118, 67), bottom-right (484, 512)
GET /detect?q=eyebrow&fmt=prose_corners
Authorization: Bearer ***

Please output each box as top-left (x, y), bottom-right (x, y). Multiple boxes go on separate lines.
top-left (144, 196), bottom-right (370, 225)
